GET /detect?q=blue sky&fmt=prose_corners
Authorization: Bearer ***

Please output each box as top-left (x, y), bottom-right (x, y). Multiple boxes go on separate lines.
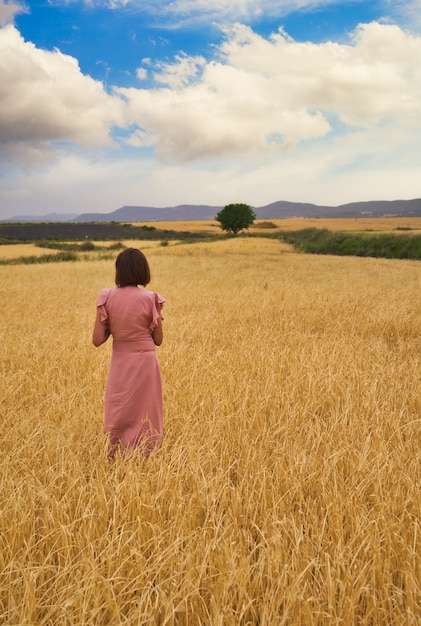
top-left (1, 0), bottom-right (421, 218)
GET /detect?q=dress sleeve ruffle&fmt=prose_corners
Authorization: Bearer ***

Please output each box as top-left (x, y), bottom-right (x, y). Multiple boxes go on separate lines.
top-left (97, 288), bottom-right (112, 324)
top-left (149, 292), bottom-right (166, 331)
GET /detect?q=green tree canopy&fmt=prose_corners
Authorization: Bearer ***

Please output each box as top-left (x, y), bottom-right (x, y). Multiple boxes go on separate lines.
top-left (215, 203), bottom-right (256, 235)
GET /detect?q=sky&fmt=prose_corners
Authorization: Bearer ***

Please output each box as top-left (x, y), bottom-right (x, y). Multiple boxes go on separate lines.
top-left (1, 0), bottom-right (421, 218)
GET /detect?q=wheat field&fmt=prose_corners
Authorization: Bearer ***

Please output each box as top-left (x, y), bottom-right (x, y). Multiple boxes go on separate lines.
top-left (143, 217), bottom-right (421, 234)
top-left (1, 237), bottom-right (420, 625)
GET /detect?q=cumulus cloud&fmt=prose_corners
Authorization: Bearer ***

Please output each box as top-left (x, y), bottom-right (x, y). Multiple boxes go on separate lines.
top-left (116, 21), bottom-right (421, 162)
top-left (2, 10), bottom-right (421, 200)
top-left (220, 22), bottom-right (421, 124)
top-left (153, 54), bottom-right (206, 88)
top-left (0, 0), bottom-right (26, 26)
top-left (0, 25), bottom-right (125, 167)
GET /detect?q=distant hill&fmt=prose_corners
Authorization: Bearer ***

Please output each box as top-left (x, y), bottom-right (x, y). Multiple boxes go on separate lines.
top-left (256, 198), bottom-right (421, 219)
top-left (2, 199), bottom-right (421, 223)
top-left (73, 204), bottom-right (220, 222)
top-left (0, 212), bottom-right (79, 223)
top-left (72, 199), bottom-right (421, 221)
top-left (74, 199), bottom-right (421, 221)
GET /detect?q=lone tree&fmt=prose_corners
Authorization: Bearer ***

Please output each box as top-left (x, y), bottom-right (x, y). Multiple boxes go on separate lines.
top-left (215, 203), bottom-right (256, 235)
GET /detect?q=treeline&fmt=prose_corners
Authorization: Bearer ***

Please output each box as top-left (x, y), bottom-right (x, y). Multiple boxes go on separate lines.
top-left (276, 228), bottom-right (421, 260)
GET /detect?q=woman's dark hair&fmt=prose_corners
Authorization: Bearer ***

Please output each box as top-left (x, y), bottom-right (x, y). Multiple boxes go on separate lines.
top-left (115, 248), bottom-right (151, 287)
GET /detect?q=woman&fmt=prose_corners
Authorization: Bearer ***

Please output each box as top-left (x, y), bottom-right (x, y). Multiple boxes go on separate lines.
top-left (93, 248), bottom-right (165, 457)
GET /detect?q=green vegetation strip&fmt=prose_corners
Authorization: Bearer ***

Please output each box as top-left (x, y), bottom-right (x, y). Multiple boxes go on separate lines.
top-left (274, 228), bottom-right (421, 260)
top-left (37, 241), bottom-right (124, 252)
top-left (0, 251), bottom-right (79, 265)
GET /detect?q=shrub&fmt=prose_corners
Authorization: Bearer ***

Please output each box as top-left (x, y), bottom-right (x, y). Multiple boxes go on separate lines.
top-left (279, 228), bottom-right (421, 260)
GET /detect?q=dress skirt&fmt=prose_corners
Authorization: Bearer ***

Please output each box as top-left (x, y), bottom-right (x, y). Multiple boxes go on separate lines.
top-left (104, 339), bottom-right (163, 456)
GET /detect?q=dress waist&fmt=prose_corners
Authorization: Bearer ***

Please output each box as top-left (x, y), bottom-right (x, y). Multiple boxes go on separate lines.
top-left (112, 337), bottom-right (156, 352)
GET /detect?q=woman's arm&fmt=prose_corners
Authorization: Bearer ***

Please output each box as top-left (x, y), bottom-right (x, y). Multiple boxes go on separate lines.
top-left (152, 315), bottom-right (163, 346)
top-left (92, 309), bottom-right (110, 347)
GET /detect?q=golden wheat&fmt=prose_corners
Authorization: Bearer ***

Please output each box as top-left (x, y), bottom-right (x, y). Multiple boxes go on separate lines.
top-left (0, 238), bottom-right (420, 624)
top-left (0, 244), bottom-right (58, 259)
top-left (138, 217), bottom-right (421, 234)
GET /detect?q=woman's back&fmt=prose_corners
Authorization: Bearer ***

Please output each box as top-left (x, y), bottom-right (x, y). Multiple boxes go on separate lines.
top-left (99, 286), bottom-right (161, 344)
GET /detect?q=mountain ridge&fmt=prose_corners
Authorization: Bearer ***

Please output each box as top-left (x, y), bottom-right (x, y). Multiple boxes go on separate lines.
top-left (2, 198), bottom-right (421, 222)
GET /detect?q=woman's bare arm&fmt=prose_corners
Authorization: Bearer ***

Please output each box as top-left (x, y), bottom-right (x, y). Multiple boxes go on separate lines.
top-left (92, 309), bottom-right (110, 347)
top-left (152, 316), bottom-right (163, 346)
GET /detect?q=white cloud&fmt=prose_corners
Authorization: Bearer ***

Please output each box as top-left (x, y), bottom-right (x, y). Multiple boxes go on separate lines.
top-left (116, 22), bottom-right (421, 162)
top-left (0, 0), bottom-right (27, 26)
top-left (0, 25), bottom-right (126, 167)
top-left (90, 0), bottom-right (421, 34)
top-left (221, 22), bottom-right (421, 124)
top-left (2, 18), bottom-right (421, 170)
top-left (2, 11), bottom-right (421, 216)
top-left (47, 1), bottom-right (365, 27)
top-left (136, 67), bottom-right (148, 80)
top-left (36, 0), bottom-right (421, 34)
top-left (125, 128), bottom-right (156, 148)
top-left (153, 54), bottom-right (206, 88)
top-left (3, 124), bottom-right (420, 219)
top-left (383, 0), bottom-right (421, 30)
top-left (161, 0), bottom-right (337, 22)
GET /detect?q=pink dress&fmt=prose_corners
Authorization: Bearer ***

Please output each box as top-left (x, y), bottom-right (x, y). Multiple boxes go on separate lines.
top-left (96, 286), bottom-right (165, 456)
